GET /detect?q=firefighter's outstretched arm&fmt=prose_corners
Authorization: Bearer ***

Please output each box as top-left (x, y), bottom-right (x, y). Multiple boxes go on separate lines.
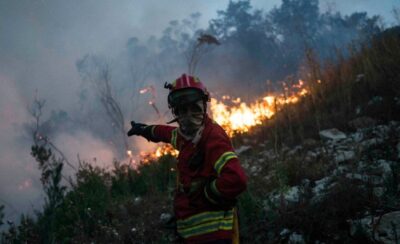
top-left (127, 121), bottom-right (177, 144)
top-left (127, 121), bottom-right (161, 142)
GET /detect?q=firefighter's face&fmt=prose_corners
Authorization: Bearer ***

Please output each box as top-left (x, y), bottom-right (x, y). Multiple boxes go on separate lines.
top-left (174, 101), bottom-right (204, 136)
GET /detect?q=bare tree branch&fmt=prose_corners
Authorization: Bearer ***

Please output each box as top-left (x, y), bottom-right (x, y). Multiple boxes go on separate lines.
top-left (28, 92), bottom-right (75, 187)
top-left (185, 33), bottom-right (220, 75)
top-left (77, 56), bottom-right (129, 156)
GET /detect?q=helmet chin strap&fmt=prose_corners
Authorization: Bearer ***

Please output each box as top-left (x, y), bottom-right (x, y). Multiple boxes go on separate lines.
top-left (166, 117), bottom-right (179, 124)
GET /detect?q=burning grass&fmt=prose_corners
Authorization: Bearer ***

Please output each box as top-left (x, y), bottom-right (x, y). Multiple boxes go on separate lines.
top-left (136, 79), bottom-right (310, 163)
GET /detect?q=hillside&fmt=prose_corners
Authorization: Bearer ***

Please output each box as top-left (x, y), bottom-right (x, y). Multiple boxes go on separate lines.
top-left (1, 27), bottom-right (399, 244)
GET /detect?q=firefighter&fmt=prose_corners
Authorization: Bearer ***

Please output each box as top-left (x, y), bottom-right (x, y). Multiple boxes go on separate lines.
top-left (127, 74), bottom-right (247, 243)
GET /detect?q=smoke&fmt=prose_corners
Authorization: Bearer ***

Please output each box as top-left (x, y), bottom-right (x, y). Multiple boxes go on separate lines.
top-left (0, 0), bottom-right (397, 227)
top-left (52, 131), bottom-right (116, 170)
top-left (0, 76), bottom-right (42, 226)
top-left (0, 0), bottom-right (231, 225)
top-left (319, 0), bottom-right (398, 24)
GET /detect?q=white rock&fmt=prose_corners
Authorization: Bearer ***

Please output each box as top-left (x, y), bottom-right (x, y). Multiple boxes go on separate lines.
top-left (313, 177), bottom-right (332, 196)
top-left (287, 146), bottom-right (302, 156)
top-left (289, 232), bottom-right (305, 243)
top-left (349, 216), bottom-right (373, 236)
top-left (262, 150), bottom-right (277, 160)
top-left (305, 151), bottom-right (318, 163)
top-left (345, 173), bottom-right (383, 185)
top-left (333, 166), bottom-right (349, 175)
top-left (373, 187), bottom-right (384, 198)
top-left (355, 73), bottom-right (365, 82)
top-left (357, 161), bottom-right (368, 171)
top-left (376, 160), bottom-right (392, 175)
top-left (334, 150), bottom-right (355, 163)
top-left (377, 211), bottom-right (400, 243)
top-left (250, 165), bottom-right (261, 175)
top-left (376, 125), bottom-right (390, 136)
top-left (319, 128), bottom-right (347, 141)
top-left (367, 96), bottom-right (383, 105)
top-left (235, 145), bottom-right (251, 154)
top-left (355, 106), bottom-right (361, 115)
top-left (307, 151), bottom-right (318, 158)
top-left (369, 175), bottom-right (384, 185)
top-left (345, 173), bottom-right (364, 181)
top-left (279, 229), bottom-right (290, 236)
top-left (395, 97), bottom-right (400, 106)
top-left (280, 228), bottom-right (290, 236)
top-left (397, 142), bottom-right (400, 159)
top-left (160, 213), bottom-right (172, 223)
top-left (263, 174), bottom-right (273, 182)
top-left (350, 211), bottom-right (400, 243)
top-left (284, 186), bottom-right (300, 203)
top-left (351, 132), bottom-right (364, 143)
top-left (133, 196), bottom-right (142, 205)
top-left (361, 138), bottom-right (383, 148)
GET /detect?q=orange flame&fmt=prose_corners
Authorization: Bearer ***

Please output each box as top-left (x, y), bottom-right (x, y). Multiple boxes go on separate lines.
top-left (210, 80), bottom-right (308, 136)
top-left (135, 79), bottom-right (310, 163)
top-left (139, 144), bottom-right (179, 164)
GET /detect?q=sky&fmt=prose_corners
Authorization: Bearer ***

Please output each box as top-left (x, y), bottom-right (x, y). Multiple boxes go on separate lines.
top-left (0, 0), bottom-right (398, 226)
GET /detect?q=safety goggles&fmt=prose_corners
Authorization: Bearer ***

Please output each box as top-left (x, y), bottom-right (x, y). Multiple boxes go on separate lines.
top-left (168, 88), bottom-right (205, 108)
top-left (173, 101), bottom-right (204, 117)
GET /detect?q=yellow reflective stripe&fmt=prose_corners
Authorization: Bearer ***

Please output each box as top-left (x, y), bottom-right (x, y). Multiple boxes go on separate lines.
top-left (214, 151), bottom-right (237, 175)
top-left (204, 186), bottom-right (218, 204)
top-left (179, 218), bottom-right (234, 238)
top-left (171, 128), bottom-right (178, 149)
top-left (178, 211), bottom-right (234, 238)
top-left (151, 125), bottom-right (156, 137)
top-left (177, 210), bottom-right (233, 227)
top-left (210, 180), bottom-right (221, 197)
top-left (178, 215), bottom-right (233, 231)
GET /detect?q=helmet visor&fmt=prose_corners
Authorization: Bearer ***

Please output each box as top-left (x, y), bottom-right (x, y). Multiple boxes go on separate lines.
top-left (168, 88), bottom-right (205, 108)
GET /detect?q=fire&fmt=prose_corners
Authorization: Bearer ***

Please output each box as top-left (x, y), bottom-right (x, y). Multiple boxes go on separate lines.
top-left (134, 79), bottom-right (310, 163)
top-left (139, 144), bottom-right (178, 164)
top-left (210, 80), bottom-right (309, 136)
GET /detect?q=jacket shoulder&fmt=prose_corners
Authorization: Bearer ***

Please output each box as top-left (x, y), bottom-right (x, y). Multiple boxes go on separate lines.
top-left (203, 120), bottom-right (232, 149)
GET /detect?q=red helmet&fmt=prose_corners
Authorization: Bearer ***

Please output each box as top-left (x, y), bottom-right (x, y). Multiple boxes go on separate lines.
top-left (164, 74), bottom-right (210, 108)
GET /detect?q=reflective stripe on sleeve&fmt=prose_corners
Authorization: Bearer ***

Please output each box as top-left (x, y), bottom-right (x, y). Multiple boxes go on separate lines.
top-left (204, 186), bottom-right (218, 204)
top-left (214, 151), bottom-right (237, 175)
top-left (151, 125), bottom-right (156, 137)
top-left (210, 180), bottom-right (221, 196)
top-left (204, 179), bottom-right (225, 204)
top-left (171, 128), bottom-right (178, 149)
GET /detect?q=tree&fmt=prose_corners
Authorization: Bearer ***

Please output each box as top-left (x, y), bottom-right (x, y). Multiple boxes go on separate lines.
top-left (270, 0), bottom-right (320, 74)
top-left (76, 55), bottom-right (128, 157)
top-left (0, 205), bottom-right (4, 227)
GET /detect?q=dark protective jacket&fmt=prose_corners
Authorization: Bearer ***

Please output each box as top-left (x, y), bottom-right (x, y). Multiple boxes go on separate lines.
top-left (148, 116), bottom-right (247, 243)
